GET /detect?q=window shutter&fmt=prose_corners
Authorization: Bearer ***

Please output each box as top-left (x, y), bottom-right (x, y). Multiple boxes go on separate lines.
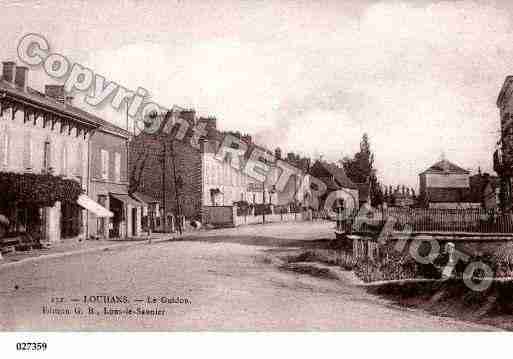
top-left (114, 152), bottom-right (121, 182)
top-left (76, 142), bottom-right (83, 177)
top-left (23, 132), bottom-right (32, 170)
top-left (101, 149), bottom-right (109, 180)
top-left (43, 140), bottom-right (51, 172)
top-left (61, 143), bottom-right (68, 176)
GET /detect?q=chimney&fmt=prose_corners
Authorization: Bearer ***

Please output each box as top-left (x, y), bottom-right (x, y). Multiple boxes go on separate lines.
top-left (179, 109), bottom-right (196, 126)
top-left (45, 85), bottom-right (66, 103)
top-left (2, 61), bottom-right (16, 83)
top-left (14, 66), bottom-right (28, 91)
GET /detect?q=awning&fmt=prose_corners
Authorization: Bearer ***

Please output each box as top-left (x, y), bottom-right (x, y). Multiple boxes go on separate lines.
top-left (77, 194), bottom-right (113, 218)
top-left (110, 193), bottom-right (142, 207)
top-left (132, 192), bottom-right (159, 205)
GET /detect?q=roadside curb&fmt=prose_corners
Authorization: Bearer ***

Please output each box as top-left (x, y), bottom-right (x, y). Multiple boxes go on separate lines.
top-left (0, 236), bottom-right (176, 270)
top-left (355, 277), bottom-right (513, 288)
top-left (355, 278), bottom-right (444, 287)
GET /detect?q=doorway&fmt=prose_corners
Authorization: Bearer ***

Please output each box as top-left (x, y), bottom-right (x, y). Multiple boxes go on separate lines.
top-left (132, 207), bottom-right (137, 236)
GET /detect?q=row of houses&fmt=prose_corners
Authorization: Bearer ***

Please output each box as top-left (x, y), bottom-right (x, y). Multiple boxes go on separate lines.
top-left (0, 61), bottom-right (152, 243)
top-left (130, 112), bottom-right (332, 224)
top-left (1, 58), bottom-right (370, 242)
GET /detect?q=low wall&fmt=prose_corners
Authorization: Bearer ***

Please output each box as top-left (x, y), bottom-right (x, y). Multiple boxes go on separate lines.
top-left (234, 212), bottom-right (302, 226)
top-left (202, 206), bottom-right (235, 227)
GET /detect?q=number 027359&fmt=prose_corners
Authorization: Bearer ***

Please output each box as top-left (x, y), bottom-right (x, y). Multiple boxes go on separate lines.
top-left (16, 342), bottom-right (47, 351)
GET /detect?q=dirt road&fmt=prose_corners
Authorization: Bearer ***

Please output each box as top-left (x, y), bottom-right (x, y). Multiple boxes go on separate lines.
top-left (0, 221), bottom-right (497, 330)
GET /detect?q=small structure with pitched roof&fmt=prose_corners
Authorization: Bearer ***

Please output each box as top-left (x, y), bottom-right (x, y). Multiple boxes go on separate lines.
top-left (418, 158), bottom-right (479, 208)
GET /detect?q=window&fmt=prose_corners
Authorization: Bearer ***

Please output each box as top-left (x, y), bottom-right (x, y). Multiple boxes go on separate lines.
top-left (114, 152), bottom-right (121, 182)
top-left (101, 149), bottom-right (109, 180)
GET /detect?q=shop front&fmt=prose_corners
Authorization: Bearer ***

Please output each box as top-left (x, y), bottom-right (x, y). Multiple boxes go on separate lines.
top-left (0, 171), bottom-right (84, 244)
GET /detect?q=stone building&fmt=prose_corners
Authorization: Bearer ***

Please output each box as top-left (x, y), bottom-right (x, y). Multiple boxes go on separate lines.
top-left (0, 61), bottom-right (97, 242)
top-left (0, 61), bottom-right (144, 242)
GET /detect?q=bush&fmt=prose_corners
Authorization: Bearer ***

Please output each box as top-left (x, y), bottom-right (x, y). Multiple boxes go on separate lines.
top-left (492, 243), bottom-right (513, 277)
top-left (354, 243), bottom-right (441, 283)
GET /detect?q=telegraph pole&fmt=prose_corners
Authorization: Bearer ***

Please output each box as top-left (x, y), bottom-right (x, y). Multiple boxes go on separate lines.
top-left (169, 139), bottom-right (182, 235)
top-left (161, 141), bottom-right (167, 232)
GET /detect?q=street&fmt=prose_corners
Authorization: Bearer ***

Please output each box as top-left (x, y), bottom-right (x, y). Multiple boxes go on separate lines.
top-left (0, 222), bottom-right (496, 331)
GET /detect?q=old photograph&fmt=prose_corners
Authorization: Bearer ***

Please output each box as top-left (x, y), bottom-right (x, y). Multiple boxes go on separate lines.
top-left (1, 0), bottom-right (513, 339)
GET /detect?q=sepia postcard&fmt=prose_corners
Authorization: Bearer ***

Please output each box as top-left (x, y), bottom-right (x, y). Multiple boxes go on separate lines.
top-left (1, 0), bottom-right (513, 354)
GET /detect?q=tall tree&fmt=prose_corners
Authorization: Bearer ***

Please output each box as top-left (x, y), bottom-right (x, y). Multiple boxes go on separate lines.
top-left (342, 133), bottom-right (383, 206)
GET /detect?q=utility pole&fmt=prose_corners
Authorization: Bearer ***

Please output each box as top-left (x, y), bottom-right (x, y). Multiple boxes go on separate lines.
top-left (294, 173), bottom-right (298, 220)
top-left (169, 139), bottom-right (182, 235)
top-left (161, 141), bottom-right (167, 232)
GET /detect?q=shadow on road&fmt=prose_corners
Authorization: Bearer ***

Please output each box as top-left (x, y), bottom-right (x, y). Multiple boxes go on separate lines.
top-left (182, 235), bottom-right (337, 250)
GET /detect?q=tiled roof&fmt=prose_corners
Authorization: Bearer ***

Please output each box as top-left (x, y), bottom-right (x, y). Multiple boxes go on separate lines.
top-left (311, 161), bottom-right (358, 190)
top-left (70, 105), bottom-right (131, 138)
top-left (421, 159), bottom-right (469, 175)
top-left (0, 79), bottom-right (100, 128)
top-left (0, 79), bottom-right (130, 137)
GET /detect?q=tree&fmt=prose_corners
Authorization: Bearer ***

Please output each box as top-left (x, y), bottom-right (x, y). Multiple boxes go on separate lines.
top-left (342, 133), bottom-right (383, 206)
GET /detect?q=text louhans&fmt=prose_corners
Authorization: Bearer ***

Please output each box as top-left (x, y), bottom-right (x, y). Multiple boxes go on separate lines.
top-left (82, 295), bottom-right (190, 305)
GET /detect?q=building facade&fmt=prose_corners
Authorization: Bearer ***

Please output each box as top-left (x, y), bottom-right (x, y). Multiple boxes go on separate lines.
top-left (418, 159), bottom-right (478, 208)
top-left (495, 76), bottom-right (513, 210)
top-left (87, 117), bottom-right (145, 239)
top-left (0, 61), bottom-right (145, 243)
top-left (0, 61), bottom-right (98, 242)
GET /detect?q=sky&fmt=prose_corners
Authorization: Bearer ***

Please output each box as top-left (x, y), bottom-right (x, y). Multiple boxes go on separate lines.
top-left (0, 0), bottom-right (512, 188)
